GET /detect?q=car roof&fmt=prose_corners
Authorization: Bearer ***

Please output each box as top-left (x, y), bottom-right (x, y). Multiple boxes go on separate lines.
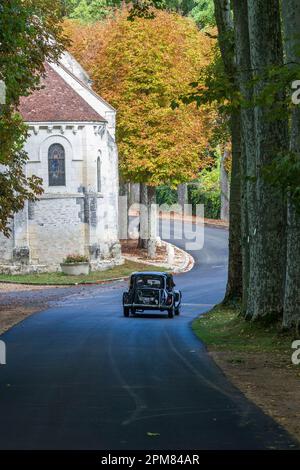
top-left (131, 271), bottom-right (170, 277)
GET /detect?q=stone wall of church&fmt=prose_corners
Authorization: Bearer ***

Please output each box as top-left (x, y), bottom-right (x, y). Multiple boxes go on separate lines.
top-left (0, 122), bottom-right (122, 274)
top-left (28, 195), bottom-right (86, 269)
top-left (0, 231), bottom-right (13, 263)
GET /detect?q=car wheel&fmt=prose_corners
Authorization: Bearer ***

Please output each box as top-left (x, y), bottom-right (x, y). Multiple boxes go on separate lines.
top-left (123, 307), bottom-right (130, 317)
top-left (131, 308), bottom-right (136, 316)
top-left (168, 308), bottom-right (174, 319)
top-left (175, 306), bottom-right (180, 316)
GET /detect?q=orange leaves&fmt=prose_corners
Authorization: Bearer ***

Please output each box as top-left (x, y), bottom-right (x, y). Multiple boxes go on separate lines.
top-left (64, 9), bottom-right (216, 185)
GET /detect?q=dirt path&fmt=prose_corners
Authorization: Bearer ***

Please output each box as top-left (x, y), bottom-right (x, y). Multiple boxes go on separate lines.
top-left (210, 350), bottom-right (300, 443)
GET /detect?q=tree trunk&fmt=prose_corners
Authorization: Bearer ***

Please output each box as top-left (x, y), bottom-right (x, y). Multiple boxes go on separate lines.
top-left (147, 186), bottom-right (157, 259)
top-left (220, 148), bottom-right (230, 222)
top-left (119, 179), bottom-right (130, 240)
top-left (223, 111), bottom-right (243, 303)
top-left (284, 195), bottom-right (300, 329)
top-left (138, 184), bottom-right (157, 258)
top-left (138, 183), bottom-right (148, 249)
top-left (232, 0), bottom-right (257, 315)
top-left (282, 0), bottom-right (300, 329)
top-left (178, 183), bottom-right (188, 210)
top-left (213, 1), bottom-right (233, 72)
top-left (128, 182), bottom-right (140, 206)
top-left (214, 0), bottom-right (243, 303)
top-left (246, 0), bottom-right (288, 320)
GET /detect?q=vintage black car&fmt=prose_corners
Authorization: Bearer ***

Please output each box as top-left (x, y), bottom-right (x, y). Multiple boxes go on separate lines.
top-left (122, 271), bottom-right (182, 318)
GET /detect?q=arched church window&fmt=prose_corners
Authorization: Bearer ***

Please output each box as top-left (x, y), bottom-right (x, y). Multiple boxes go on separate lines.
top-left (97, 153), bottom-right (101, 192)
top-left (48, 143), bottom-right (66, 186)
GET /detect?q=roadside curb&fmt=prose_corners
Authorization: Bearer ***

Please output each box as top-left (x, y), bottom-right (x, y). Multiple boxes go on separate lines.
top-left (123, 240), bottom-right (194, 276)
top-left (165, 241), bottom-right (195, 275)
top-left (0, 277), bottom-right (128, 287)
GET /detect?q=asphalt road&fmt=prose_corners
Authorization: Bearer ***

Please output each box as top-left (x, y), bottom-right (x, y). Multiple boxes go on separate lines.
top-left (0, 223), bottom-right (297, 449)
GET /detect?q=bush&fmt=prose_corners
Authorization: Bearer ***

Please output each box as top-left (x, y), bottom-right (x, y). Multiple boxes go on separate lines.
top-left (156, 182), bottom-right (221, 218)
top-left (156, 185), bottom-right (178, 206)
top-left (63, 254), bottom-right (89, 264)
top-left (156, 162), bottom-right (222, 219)
top-left (187, 161), bottom-right (222, 219)
top-left (188, 184), bottom-right (221, 219)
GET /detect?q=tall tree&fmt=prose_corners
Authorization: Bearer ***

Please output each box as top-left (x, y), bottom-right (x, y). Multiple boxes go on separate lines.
top-left (65, 9), bottom-right (215, 255)
top-left (0, 0), bottom-right (67, 236)
top-left (213, 0), bottom-right (243, 303)
top-left (246, 0), bottom-right (288, 320)
top-left (231, 0), bottom-right (257, 314)
top-left (281, 0), bottom-right (300, 329)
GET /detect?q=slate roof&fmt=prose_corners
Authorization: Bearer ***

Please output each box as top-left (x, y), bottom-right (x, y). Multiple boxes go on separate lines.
top-left (18, 63), bottom-right (105, 123)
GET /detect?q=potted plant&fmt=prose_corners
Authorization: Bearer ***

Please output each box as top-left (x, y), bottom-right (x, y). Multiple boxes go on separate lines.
top-left (60, 254), bottom-right (90, 276)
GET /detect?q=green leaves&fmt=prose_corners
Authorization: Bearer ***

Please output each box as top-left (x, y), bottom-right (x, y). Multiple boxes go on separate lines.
top-left (262, 150), bottom-right (300, 211)
top-left (66, 0), bottom-right (115, 23)
top-left (190, 0), bottom-right (215, 29)
top-left (249, 63), bottom-right (300, 121)
top-left (0, 0), bottom-right (66, 235)
top-left (66, 9), bottom-right (216, 187)
top-left (0, 1), bottom-right (68, 105)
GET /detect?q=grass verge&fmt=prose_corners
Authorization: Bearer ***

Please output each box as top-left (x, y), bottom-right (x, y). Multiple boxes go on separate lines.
top-left (0, 260), bottom-right (168, 285)
top-left (192, 304), bottom-right (296, 354)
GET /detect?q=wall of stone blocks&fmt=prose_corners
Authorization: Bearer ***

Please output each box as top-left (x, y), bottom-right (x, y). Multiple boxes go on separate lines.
top-left (0, 231), bottom-right (14, 263)
top-left (28, 196), bottom-right (86, 267)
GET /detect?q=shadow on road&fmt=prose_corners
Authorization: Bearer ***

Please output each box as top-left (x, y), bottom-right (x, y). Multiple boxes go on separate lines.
top-left (127, 313), bottom-right (170, 320)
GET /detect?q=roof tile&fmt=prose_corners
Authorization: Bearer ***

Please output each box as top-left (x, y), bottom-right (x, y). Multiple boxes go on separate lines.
top-left (18, 63), bottom-right (105, 123)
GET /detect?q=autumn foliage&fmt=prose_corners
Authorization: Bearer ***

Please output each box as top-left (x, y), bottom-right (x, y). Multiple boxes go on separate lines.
top-left (64, 9), bottom-right (216, 186)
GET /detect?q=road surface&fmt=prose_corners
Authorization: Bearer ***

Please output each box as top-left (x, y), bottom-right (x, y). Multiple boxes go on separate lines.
top-left (0, 223), bottom-right (297, 449)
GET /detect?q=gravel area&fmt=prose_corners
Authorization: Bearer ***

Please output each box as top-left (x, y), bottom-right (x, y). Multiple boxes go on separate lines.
top-left (0, 283), bottom-right (61, 293)
top-left (0, 284), bottom-right (87, 335)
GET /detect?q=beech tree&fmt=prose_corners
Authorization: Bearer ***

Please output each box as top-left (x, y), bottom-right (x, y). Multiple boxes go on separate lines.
top-left (228, 1), bottom-right (300, 325)
top-left (245, 0), bottom-right (288, 321)
top-left (281, 0), bottom-right (300, 329)
top-left (213, 0), bottom-right (242, 303)
top-left (231, 0), bottom-right (256, 313)
top-left (65, 9), bottom-right (216, 255)
top-left (212, 1), bottom-right (296, 323)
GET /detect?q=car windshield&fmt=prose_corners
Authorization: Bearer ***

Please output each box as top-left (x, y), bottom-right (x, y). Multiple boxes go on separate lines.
top-left (134, 275), bottom-right (164, 288)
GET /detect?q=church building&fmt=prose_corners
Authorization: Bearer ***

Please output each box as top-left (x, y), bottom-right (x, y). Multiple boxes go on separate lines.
top-left (0, 53), bottom-right (122, 274)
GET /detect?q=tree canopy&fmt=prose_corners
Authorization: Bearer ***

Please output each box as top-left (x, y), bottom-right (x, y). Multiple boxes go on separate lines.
top-left (0, 0), bottom-right (67, 236)
top-left (61, 0), bottom-right (120, 22)
top-left (61, 0), bottom-right (215, 28)
top-left (64, 9), bottom-right (216, 186)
